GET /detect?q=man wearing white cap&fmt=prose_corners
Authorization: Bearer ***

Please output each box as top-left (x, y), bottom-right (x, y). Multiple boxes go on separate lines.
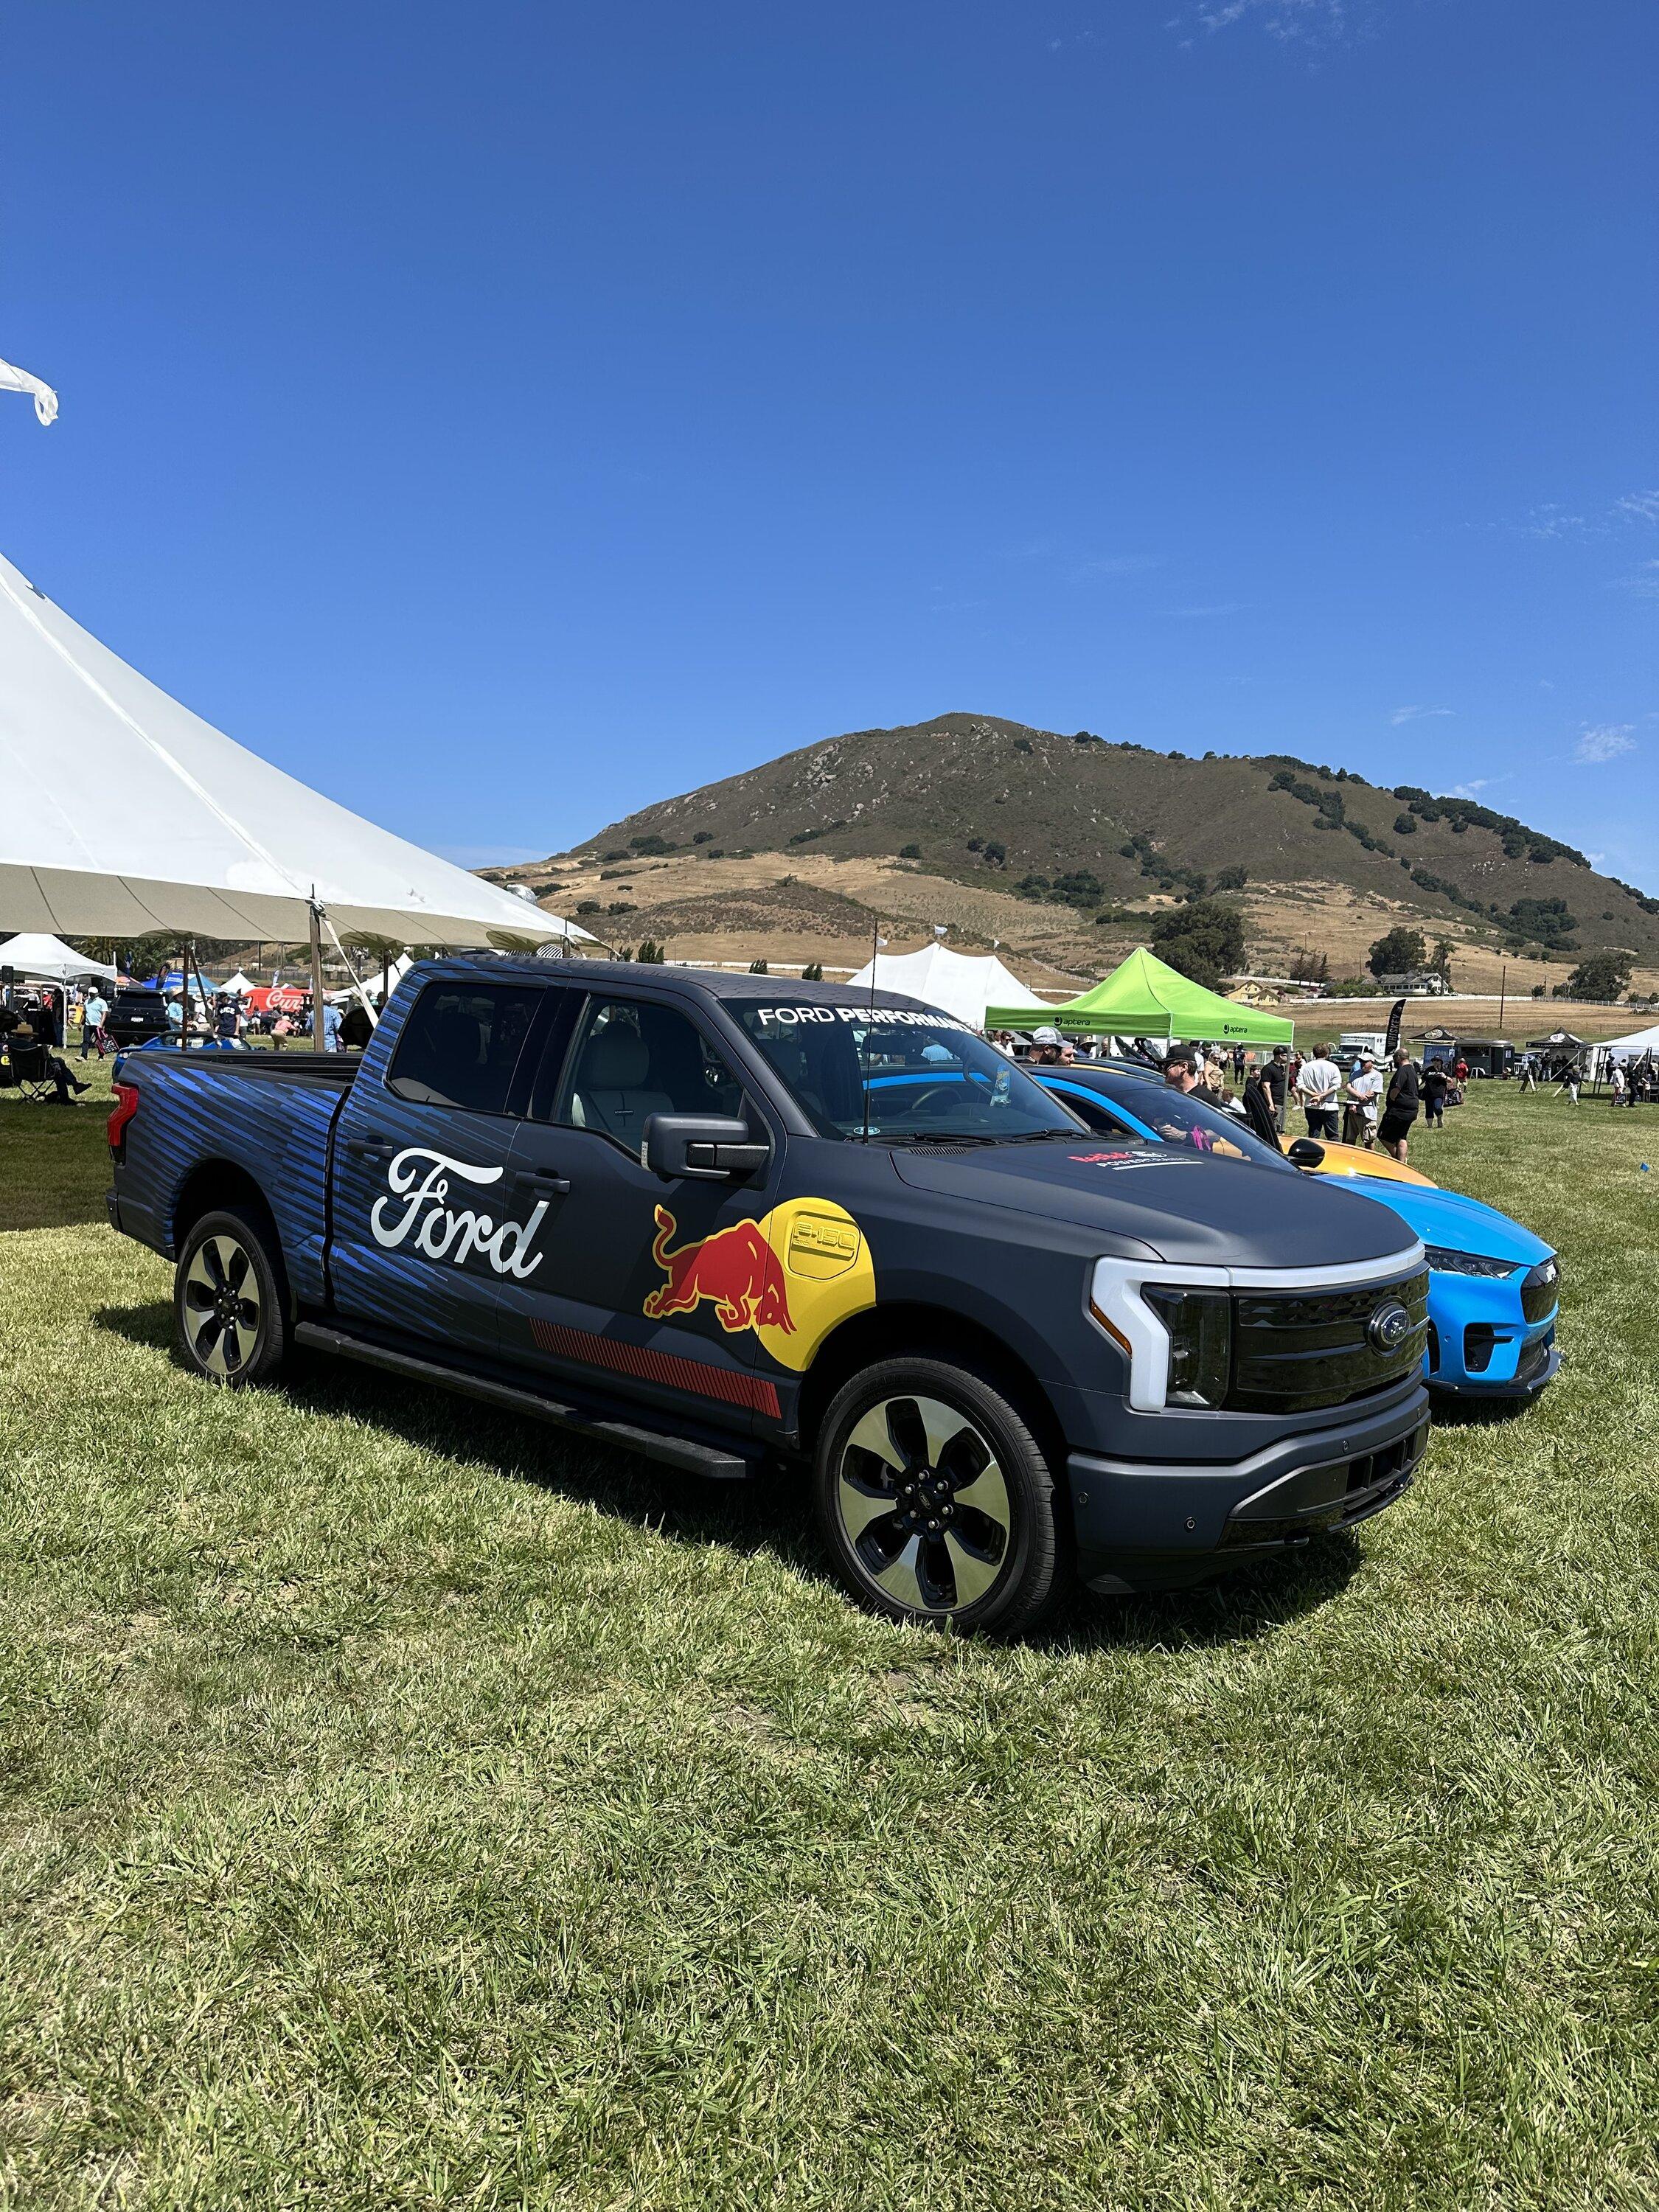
top-left (1346, 1051), bottom-right (1385, 1149)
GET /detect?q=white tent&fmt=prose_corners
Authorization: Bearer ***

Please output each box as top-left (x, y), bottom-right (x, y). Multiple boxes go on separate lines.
top-left (0, 552), bottom-right (588, 949)
top-left (217, 970), bottom-right (257, 995)
top-left (328, 952), bottom-right (413, 1003)
top-left (1600, 1020), bottom-right (1659, 1061)
top-left (845, 942), bottom-right (1058, 1030)
top-left (0, 930), bottom-right (119, 983)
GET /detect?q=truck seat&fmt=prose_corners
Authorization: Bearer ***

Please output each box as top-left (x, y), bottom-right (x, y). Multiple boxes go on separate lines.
top-left (568, 1023), bottom-right (675, 1139)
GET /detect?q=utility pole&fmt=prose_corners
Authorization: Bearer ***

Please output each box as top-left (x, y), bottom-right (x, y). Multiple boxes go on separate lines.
top-left (1498, 962), bottom-right (1507, 1035)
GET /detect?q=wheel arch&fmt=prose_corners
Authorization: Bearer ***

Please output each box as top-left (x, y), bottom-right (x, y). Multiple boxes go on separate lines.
top-left (795, 1302), bottom-right (1067, 1473)
top-left (172, 1165), bottom-right (293, 1312)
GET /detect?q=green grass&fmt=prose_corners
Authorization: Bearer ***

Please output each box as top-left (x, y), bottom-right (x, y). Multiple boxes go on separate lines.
top-left (2, 1074), bottom-right (1658, 2208)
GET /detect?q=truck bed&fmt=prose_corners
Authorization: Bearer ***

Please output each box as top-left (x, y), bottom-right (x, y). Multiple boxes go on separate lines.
top-left (109, 1048), bottom-right (359, 1302)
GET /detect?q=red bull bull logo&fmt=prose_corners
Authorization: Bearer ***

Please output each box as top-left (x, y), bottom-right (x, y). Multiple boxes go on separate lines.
top-left (642, 1206), bottom-right (796, 1335)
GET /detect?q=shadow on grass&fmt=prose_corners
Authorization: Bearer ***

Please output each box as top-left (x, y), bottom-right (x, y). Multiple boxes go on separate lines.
top-left (94, 1298), bottom-right (1357, 1653)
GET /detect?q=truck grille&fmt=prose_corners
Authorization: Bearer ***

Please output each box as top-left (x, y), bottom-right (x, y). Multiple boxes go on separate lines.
top-left (1228, 1269), bottom-right (1429, 1413)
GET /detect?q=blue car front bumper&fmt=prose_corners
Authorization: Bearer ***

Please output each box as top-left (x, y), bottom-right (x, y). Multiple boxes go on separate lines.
top-left (1425, 1273), bottom-right (1559, 1399)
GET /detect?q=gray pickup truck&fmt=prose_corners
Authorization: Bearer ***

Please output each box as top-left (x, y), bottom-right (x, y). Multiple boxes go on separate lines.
top-left (107, 959), bottom-right (1430, 1632)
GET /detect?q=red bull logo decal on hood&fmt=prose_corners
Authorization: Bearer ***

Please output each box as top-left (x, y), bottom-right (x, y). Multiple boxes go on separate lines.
top-left (643, 1208), bottom-right (796, 1335)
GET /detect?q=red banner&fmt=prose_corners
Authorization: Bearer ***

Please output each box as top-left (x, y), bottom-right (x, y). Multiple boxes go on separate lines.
top-left (244, 986), bottom-right (308, 1015)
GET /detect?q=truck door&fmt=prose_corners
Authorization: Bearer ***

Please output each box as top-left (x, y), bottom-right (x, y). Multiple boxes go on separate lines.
top-left (493, 989), bottom-right (786, 1437)
top-left (329, 973), bottom-right (551, 1362)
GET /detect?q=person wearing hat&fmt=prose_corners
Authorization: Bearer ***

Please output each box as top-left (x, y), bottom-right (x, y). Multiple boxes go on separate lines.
top-left (1345, 1051), bottom-right (1385, 1149)
top-left (1031, 1026), bottom-right (1072, 1066)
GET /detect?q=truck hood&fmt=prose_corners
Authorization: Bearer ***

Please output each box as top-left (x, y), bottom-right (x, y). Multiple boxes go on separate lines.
top-left (889, 1140), bottom-right (1422, 1271)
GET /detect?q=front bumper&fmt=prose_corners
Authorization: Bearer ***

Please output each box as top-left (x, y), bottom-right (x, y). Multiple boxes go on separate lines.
top-left (1070, 1382), bottom-right (1430, 1593)
top-left (1425, 1280), bottom-right (1559, 1399)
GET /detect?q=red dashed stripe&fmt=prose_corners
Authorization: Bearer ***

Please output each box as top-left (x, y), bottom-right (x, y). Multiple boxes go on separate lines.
top-left (529, 1321), bottom-right (781, 1419)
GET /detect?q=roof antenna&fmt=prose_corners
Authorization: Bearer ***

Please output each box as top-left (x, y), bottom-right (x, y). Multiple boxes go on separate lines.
top-left (860, 914), bottom-right (886, 1145)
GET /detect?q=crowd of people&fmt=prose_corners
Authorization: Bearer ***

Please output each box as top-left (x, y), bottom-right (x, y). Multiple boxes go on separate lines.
top-left (989, 1026), bottom-right (1463, 1166)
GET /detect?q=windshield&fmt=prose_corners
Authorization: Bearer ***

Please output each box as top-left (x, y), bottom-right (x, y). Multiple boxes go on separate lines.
top-left (737, 1002), bottom-right (1084, 1142)
top-left (1088, 1077), bottom-right (1291, 1169)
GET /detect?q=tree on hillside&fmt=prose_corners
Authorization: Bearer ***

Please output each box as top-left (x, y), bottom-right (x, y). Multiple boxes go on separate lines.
top-left (1559, 948), bottom-right (1633, 1002)
top-left (1368, 926), bottom-right (1427, 979)
top-left (1430, 938), bottom-right (1455, 987)
top-left (1149, 900), bottom-right (1245, 991)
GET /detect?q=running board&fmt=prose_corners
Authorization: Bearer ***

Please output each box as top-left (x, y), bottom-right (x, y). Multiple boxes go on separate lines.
top-left (293, 1322), bottom-right (756, 1480)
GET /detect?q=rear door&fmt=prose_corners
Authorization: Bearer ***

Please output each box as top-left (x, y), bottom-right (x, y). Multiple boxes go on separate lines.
top-left (493, 989), bottom-right (787, 1436)
top-left (329, 974), bottom-right (550, 1362)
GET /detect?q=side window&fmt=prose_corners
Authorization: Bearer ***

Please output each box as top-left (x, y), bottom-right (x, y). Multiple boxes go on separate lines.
top-left (1053, 1085), bottom-right (1140, 1136)
top-left (386, 983), bottom-right (543, 1113)
top-left (554, 997), bottom-right (744, 1143)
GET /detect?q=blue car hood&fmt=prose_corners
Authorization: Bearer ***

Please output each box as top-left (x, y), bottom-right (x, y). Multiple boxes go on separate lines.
top-left (1341, 1178), bottom-right (1550, 1269)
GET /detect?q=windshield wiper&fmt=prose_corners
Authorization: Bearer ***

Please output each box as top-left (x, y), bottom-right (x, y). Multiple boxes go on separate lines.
top-left (992, 1128), bottom-right (1091, 1145)
top-left (874, 1130), bottom-right (998, 1147)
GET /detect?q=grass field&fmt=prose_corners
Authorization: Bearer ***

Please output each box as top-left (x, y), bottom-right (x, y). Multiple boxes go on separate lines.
top-left (3, 1062), bottom-right (1658, 2208)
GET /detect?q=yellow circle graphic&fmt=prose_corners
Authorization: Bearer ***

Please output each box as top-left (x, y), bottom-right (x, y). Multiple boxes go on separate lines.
top-left (753, 1197), bottom-right (876, 1374)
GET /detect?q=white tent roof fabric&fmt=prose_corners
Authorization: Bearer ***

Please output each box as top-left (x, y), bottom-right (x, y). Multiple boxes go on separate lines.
top-left (844, 942), bottom-right (1056, 1029)
top-left (1600, 1022), bottom-right (1659, 1060)
top-left (0, 552), bottom-right (587, 947)
top-left (0, 929), bottom-right (119, 982)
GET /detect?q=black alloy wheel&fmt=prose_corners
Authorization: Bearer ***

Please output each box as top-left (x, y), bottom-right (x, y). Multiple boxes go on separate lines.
top-left (174, 1206), bottom-right (289, 1387)
top-left (813, 1357), bottom-right (1065, 1635)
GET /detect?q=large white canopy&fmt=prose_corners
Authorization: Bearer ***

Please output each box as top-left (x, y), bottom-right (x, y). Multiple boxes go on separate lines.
top-left (0, 551), bottom-right (588, 948)
top-left (845, 941), bottom-right (1057, 1029)
top-left (0, 930), bottom-right (119, 983)
top-left (1600, 1020), bottom-right (1659, 1061)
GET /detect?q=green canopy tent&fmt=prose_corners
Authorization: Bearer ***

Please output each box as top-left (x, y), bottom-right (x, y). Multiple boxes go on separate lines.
top-left (985, 945), bottom-right (1295, 1045)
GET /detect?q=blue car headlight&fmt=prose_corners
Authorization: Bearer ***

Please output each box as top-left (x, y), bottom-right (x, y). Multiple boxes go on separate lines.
top-left (1422, 1246), bottom-right (1516, 1279)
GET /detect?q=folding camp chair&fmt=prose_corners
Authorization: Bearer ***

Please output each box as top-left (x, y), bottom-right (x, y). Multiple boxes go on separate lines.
top-left (1, 1040), bottom-right (60, 1102)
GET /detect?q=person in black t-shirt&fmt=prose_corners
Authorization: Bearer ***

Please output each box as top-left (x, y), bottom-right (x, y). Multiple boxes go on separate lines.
top-left (1421, 1061), bottom-right (1450, 1130)
top-left (1377, 1051), bottom-right (1420, 1163)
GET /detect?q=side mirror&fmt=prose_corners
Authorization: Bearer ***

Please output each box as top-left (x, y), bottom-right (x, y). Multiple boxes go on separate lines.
top-left (1286, 1138), bottom-right (1326, 1169)
top-left (641, 1113), bottom-right (770, 1181)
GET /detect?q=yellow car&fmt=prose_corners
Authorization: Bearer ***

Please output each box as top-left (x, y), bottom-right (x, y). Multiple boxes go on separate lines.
top-left (1287, 1135), bottom-right (1435, 1188)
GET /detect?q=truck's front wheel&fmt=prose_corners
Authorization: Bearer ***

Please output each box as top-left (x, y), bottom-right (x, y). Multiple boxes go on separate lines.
top-left (813, 1359), bottom-right (1065, 1635)
top-left (175, 1207), bottom-right (289, 1388)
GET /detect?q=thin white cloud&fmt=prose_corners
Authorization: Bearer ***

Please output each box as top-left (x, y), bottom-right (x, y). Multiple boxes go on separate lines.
top-left (1573, 725), bottom-right (1638, 765)
top-left (1618, 490), bottom-right (1659, 525)
top-left (1389, 704), bottom-right (1454, 726)
top-left (1193, 0), bottom-right (1369, 37)
top-left (1073, 553), bottom-right (1166, 580)
top-left (1451, 779), bottom-right (1490, 799)
top-left (1614, 560), bottom-right (1659, 600)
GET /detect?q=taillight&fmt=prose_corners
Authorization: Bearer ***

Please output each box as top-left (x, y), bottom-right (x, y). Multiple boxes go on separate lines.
top-left (108, 1081), bottom-right (141, 1154)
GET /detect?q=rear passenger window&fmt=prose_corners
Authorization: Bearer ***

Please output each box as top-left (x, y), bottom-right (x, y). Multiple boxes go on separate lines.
top-left (554, 997), bottom-right (744, 1141)
top-left (386, 984), bottom-right (543, 1113)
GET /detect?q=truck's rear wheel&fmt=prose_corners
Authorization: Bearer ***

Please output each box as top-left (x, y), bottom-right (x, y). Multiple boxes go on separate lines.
top-left (175, 1207), bottom-right (288, 1387)
top-left (813, 1358), bottom-right (1065, 1635)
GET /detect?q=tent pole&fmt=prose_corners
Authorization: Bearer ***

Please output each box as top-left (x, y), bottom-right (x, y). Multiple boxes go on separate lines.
top-left (179, 940), bottom-right (189, 1050)
top-left (309, 902), bottom-right (327, 1054)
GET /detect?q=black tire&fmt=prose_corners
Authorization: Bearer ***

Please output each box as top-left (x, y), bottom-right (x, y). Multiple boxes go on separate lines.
top-left (813, 1357), bottom-right (1065, 1635)
top-left (174, 1206), bottom-right (290, 1388)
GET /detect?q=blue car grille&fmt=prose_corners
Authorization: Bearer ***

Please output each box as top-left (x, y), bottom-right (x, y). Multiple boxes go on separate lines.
top-left (1520, 1256), bottom-right (1559, 1323)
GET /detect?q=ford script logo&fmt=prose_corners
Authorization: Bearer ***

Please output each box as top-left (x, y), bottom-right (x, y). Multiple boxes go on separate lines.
top-left (1367, 1299), bottom-right (1411, 1354)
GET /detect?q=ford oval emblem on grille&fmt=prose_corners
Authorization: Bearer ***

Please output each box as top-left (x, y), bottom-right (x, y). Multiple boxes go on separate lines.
top-left (1367, 1299), bottom-right (1411, 1353)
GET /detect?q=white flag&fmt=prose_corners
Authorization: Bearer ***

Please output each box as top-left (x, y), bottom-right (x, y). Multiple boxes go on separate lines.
top-left (0, 357), bottom-right (58, 425)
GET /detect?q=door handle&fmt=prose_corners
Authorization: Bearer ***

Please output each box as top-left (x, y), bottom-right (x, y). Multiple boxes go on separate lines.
top-left (346, 1135), bottom-right (398, 1161)
top-left (513, 1169), bottom-right (571, 1195)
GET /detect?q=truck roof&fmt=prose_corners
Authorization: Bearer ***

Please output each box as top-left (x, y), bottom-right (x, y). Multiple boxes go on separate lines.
top-left (416, 955), bottom-right (933, 1016)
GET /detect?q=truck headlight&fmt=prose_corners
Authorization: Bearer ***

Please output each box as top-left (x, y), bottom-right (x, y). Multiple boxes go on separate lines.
top-left (1141, 1288), bottom-right (1233, 1408)
top-left (1422, 1246), bottom-right (1514, 1279)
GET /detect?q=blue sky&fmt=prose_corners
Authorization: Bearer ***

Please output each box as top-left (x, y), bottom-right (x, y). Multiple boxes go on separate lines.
top-left (2, 1), bottom-right (1654, 886)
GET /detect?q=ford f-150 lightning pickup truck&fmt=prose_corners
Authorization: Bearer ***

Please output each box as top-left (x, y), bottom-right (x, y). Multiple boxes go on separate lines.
top-left (106, 960), bottom-right (1432, 1632)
